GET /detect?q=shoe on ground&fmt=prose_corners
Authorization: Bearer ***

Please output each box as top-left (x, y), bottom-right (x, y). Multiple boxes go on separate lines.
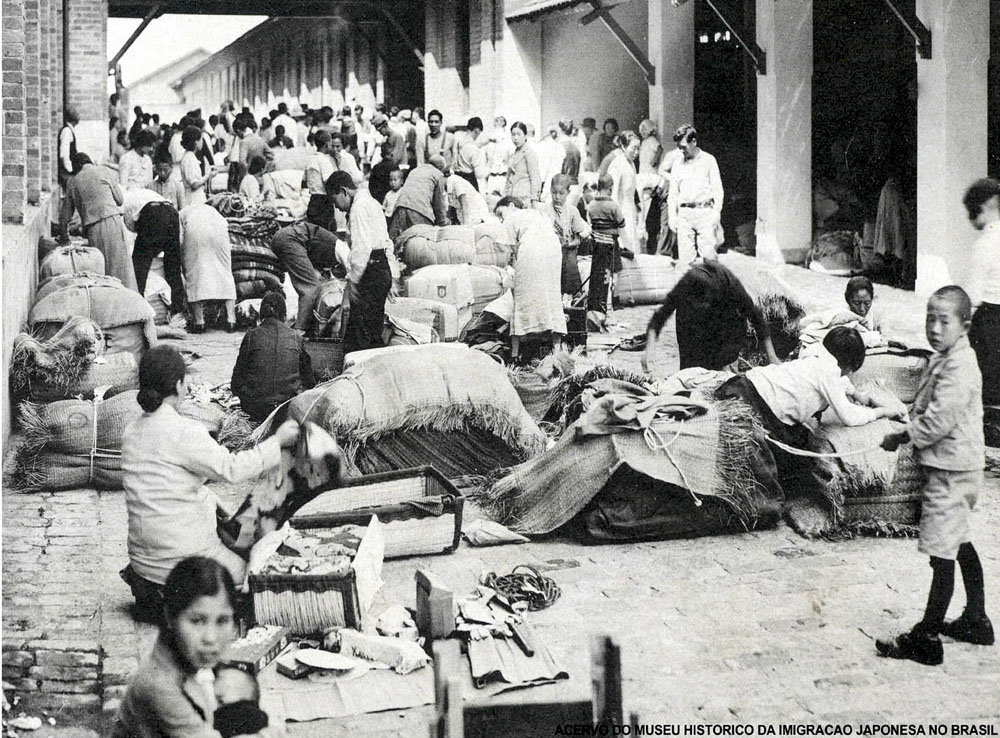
top-left (875, 628), bottom-right (944, 666)
top-left (940, 611), bottom-right (994, 646)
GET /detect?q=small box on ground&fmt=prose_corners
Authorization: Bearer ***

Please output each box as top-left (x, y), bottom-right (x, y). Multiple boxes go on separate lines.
top-left (221, 625), bottom-right (292, 675)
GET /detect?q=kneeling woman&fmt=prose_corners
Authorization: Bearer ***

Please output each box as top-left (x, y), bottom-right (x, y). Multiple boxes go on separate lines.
top-left (121, 346), bottom-right (299, 614)
top-left (113, 556), bottom-right (281, 737)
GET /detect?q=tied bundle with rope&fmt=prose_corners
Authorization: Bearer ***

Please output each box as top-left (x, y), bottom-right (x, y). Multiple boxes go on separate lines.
top-left (482, 565), bottom-right (561, 611)
top-left (39, 244), bottom-right (105, 281)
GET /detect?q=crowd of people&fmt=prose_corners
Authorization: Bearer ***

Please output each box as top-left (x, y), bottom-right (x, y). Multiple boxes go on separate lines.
top-left (46, 95), bottom-right (1000, 737)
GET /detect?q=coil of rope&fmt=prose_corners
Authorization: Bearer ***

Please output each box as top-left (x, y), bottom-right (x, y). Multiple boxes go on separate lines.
top-left (483, 564), bottom-right (561, 611)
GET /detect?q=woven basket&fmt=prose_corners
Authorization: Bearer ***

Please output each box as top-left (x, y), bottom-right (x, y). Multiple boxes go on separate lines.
top-left (852, 351), bottom-right (930, 404)
top-left (842, 494), bottom-right (921, 526)
top-left (293, 467), bottom-right (463, 559)
top-left (304, 338), bottom-right (344, 381)
top-left (295, 496), bottom-right (462, 559)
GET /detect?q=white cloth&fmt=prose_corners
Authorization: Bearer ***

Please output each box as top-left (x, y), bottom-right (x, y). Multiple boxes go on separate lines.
top-left (239, 173), bottom-right (262, 202)
top-left (746, 347), bottom-right (878, 427)
top-left (179, 203), bottom-right (237, 302)
top-left (263, 169), bottom-right (304, 200)
top-left (447, 175), bottom-right (489, 225)
top-left (305, 152), bottom-right (335, 195)
top-left (536, 137), bottom-right (566, 198)
top-left (168, 132), bottom-right (185, 165)
top-left (118, 150), bottom-right (154, 191)
top-left (59, 124), bottom-right (75, 174)
top-left (121, 188), bottom-right (168, 232)
top-left (347, 187), bottom-right (392, 284)
top-left (967, 221), bottom-right (1000, 307)
top-left (383, 189), bottom-right (399, 217)
top-left (121, 403), bottom-right (281, 585)
top-left (608, 153), bottom-right (639, 253)
top-left (501, 208), bottom-right (567, 336)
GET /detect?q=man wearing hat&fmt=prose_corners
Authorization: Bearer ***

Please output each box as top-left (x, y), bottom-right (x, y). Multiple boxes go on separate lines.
top-left (374, 113), bottom-right (407, 170)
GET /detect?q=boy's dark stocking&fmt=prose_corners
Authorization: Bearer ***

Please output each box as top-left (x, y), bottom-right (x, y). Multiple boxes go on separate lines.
top-left (917, 556), bottom-right (955, 635)
top-left (957, 542), bottom-right (986, 618)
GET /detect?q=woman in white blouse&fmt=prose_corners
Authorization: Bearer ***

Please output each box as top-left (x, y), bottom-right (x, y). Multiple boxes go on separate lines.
top-left (606, 131), bottom-right (642, 255)
top-left (179, 126), bottom-right (213, 208)
top-left (120, 345), bottom-right (300, 616)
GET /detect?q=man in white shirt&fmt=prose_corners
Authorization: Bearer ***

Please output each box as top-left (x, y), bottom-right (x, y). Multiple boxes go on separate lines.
top-left (326, 170), bottom-right (393, 354)
top-left (446, 173), bottom-right (489, 225)
top-left (422, 109), bottom-right (455, 169)
top-left (667, 124), bottom-right (724, 267)
top-left (119, 130), bottom-right (156, 191)
top-left (450, 117), bottom-right (489, 191)
top-left (536, 125), bottom-right (567, 202)
top-left (121, 188), bottom-right (185, 313)
top-left (272, 102), bottom-right (297, 146)
top-left (963, 178), bottom-right (1000, 410)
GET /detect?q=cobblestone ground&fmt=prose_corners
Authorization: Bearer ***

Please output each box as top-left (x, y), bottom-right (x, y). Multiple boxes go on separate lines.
top-left (3, 255), bottom-right (998, 734)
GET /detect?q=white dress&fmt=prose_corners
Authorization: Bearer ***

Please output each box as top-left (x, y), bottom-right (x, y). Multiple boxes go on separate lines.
top-left (608, 152), bottom-right (639, 254)
top-left (502, 208), bottom-right (567, 337)
top-left (180, 150), bottom-right (207, 208)
top-left (179, 204), bottom-right (237, 302)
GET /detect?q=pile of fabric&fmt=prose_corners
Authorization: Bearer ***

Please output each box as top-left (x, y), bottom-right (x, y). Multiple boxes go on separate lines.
top-left (473, 382), bottom-right (780, 540)
top-left (396, 223), bottom-right (511, 271)
top-left (268, 344), bottom-right (546, 479)
top-left (230, 238), bottom-right (285, 301)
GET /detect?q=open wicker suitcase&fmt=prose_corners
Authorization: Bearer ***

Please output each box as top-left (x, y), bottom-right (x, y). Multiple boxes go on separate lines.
top-left (292, 466), bottom-right (464, 559)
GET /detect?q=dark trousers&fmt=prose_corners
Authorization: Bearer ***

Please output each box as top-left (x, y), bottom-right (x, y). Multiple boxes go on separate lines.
top-left (455, 171), bottom-right (479, 191)
top-left (387, 206), bottom-right (434, 243)
top-left (343, 251), bottom-right (392, 354)
top-left (587, 240), bottom-right (616, 313)
top-left (970, 302), bottom-right (1000, 407)
top-left (132, 203), bottom-right (186, 313)
top-left (715, 375), bottom-right (833, 503)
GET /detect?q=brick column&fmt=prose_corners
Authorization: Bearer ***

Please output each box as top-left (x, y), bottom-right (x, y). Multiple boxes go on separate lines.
top-left (50, 0), bottom-right (63, 192)
top-left (64, 0), bottom-right (107, 160)
top-left (3, 0), bottom-right (27, 223)
top-left (38, 0), bottom-right (52, 194)
top-left (24, 0), bottom-right (40, 204)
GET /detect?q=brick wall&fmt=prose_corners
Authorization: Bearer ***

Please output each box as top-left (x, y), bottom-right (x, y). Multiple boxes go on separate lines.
top-left (3, 0), bottom-right (28, 224)
top-left (64, 0), bottom-right (107, 121)
top-left (24, 0), bottom-right (41, 204)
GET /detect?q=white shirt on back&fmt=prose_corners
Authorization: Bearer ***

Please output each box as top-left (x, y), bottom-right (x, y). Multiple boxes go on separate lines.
top-left (967, 221), bottom-right (1000, 306)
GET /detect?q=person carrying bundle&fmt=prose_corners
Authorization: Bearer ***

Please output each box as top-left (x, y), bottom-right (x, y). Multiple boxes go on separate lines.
top-left (270, 220), bottom-right (343, 330)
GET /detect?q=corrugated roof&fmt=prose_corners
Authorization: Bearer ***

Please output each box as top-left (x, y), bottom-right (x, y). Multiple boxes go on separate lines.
top-left (505, 0), bottom-right (588, 22)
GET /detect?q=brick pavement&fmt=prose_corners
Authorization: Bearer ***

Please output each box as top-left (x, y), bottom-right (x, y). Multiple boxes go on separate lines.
top-left (3, 256), bottom-right (998, 733)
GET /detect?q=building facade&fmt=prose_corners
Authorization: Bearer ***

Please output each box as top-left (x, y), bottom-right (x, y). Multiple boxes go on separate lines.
top-left (174, 13), bottom-right (424, 123)
top-left (126, 48), bottom-right (211, 125)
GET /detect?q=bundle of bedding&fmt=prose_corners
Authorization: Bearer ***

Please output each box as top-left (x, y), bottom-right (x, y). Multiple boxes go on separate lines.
top-left (612, 254), bottom-right (677, 306)
top-left (39, 244), bottom-right (105, 281)
top-left (29, 274), bottom-right (157, 365)
top-left (473, 392), bottom-right (780, 539)
top-left (266, 344), bottom-right (546, 479)
top-left (230, 235), bottom-right (284, 300)
top-left (396, 222), bottom-right (512, 271)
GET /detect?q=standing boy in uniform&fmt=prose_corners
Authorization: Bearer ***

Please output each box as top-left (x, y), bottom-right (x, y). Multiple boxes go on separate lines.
top-left (878, 286), bottom-right (993, 665)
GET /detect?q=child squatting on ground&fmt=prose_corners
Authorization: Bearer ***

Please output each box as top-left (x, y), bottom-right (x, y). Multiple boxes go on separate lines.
top-left (213, 665), bottom-right (269, 738)
top-left (877, 286), bottom-right (994, 666)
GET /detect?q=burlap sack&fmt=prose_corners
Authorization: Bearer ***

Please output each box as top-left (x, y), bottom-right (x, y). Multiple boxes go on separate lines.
top-left (398, 224), bottom-right (476, 270)
top-left (613, 254), bottom-right (678, 306)
top-left (40, 245), bottom-right (105, 281)
top-left (472, 222), bottom-right (511, 267)
top-left (384, 297), bottom-right (461, 341)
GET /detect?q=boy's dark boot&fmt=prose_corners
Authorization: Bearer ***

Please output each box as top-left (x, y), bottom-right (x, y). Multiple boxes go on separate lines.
top-left (875, 628), bottom-right (944, 666)
top-left (940, 611), bottom-right (995, 646)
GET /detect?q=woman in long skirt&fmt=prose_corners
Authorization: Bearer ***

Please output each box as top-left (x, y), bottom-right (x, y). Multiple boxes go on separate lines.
top-left (179, 203), bottom-right (237, 332)
top-left (607, 131), bottom-right (642, 255)
top-left (495, 196), bottom-right (567, 360)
